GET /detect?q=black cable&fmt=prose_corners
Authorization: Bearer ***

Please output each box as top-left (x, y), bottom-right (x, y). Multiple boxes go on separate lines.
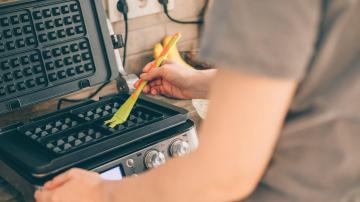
top-left (159, 0), bottom-right (209, 25)
top-left (163, 5), bottom-right (201, 24)
top-left (57, 0), bottom-right (130, 110)
top-left (198, 0), bottom-right (210, 23)
top-left (117, 0), bottom-right (129, 68)
top-left (122, 14), bottom-right (128, 67)
top-left (57, 81), bottom-right (111, 110)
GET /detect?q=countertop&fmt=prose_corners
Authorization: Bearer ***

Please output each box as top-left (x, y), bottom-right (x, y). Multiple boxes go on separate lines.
top-left (0, 94), bottom-right (202, 202)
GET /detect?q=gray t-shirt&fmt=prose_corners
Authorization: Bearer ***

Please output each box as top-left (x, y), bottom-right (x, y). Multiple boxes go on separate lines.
top-left (200, 0), bottom-right (360, 201)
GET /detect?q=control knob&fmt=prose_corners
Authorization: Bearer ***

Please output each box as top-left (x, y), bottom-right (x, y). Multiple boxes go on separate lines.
top-left (144, 150), bottom-right (166, 169)
top-left (170, 139), bottom-right (190, 157)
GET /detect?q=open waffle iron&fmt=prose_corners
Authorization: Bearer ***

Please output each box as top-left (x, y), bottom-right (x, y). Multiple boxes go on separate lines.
top-left (0, 0), bottom-right (198, 201)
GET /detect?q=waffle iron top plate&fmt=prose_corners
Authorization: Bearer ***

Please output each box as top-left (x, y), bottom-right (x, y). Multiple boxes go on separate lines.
top-left (0, 0), bottom-right (118, 114)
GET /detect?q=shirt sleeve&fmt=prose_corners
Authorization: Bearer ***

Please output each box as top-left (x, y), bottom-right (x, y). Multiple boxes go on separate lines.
top-left (199, 0), bottom-right (321, 80)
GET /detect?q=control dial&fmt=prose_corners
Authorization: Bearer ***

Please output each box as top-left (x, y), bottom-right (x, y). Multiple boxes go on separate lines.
top-left (144, 150), bottom-right (166, 169)
top-left (170, 139), bottom-right (190, 157)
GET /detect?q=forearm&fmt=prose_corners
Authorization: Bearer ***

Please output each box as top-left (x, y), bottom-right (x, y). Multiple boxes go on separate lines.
top-left (103, 68), bottom-right (296, 202)
top-left (190, 69), bottom-right (217, 99)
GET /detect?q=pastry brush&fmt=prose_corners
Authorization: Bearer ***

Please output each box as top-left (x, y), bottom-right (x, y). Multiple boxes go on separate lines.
top-left (105, 33), bottom-right (181, 128)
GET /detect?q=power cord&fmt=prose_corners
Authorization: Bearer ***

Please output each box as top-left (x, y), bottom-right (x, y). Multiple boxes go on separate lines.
top-left (57, 81), bottom-right (111, 110)
top-left (198, 0), bottom-right (210, 23)
top-left (57, 1), bottom-right (129, 110)
top-left (159, 0), bottom-right (210, 25)
top-left (117, 0), bottom-right (129, 68)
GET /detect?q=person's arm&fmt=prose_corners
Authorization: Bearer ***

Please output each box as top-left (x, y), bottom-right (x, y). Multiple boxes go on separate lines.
top-left (103, 67), bottom-right (297, 201)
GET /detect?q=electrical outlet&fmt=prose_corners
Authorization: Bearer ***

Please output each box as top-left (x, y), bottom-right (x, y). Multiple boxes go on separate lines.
top-left (108, 0), bottom-right (175, 22)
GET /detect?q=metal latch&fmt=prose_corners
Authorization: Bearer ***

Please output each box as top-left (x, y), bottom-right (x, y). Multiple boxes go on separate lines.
top-left (111, 34), bottom-right (124, 49)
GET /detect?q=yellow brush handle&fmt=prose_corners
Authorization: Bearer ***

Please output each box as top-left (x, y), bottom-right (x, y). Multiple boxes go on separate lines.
top-left (134, 33), bottom-right (181, 96)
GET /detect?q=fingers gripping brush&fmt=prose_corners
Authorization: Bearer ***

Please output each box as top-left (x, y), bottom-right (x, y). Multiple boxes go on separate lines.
top-left (105, 33), bottom-right (181, 128)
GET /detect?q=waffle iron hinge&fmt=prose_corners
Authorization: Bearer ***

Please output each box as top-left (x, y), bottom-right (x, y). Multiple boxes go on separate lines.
top-left (79, 79), bottom-right (91, 89)
top-left (109, 33), bottom-right (129, 94)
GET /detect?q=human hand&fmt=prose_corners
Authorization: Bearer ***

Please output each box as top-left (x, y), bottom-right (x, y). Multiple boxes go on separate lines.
top-left (135, 60), bottom-right (214, 99)
top-left (34, 168), bottom-right (110, 202)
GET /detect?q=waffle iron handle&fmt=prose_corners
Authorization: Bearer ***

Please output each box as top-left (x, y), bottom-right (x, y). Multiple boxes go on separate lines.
top-left (105, 19), bottom-right (129, 94)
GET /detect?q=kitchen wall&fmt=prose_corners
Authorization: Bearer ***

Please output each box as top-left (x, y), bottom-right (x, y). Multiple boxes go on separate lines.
top-left (106, 0), bottom-right (204, 74)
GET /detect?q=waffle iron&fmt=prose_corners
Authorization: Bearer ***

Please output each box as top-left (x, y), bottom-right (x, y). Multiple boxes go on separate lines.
top-left (0, 0), bottom-right (198, 201)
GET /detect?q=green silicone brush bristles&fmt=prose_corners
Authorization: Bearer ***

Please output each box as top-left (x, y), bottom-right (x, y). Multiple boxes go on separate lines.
top-left (104, 77), bottom-right (146, 128)
top-left (104, 93), bottom-right (138, 128)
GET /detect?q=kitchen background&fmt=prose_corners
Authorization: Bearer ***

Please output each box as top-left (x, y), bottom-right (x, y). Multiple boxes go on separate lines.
top-left (0, 0), bottom-right (207, 127)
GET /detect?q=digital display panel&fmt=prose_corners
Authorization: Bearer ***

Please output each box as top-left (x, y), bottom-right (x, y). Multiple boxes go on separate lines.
top-left (100, 166), bottom-right (124, 181)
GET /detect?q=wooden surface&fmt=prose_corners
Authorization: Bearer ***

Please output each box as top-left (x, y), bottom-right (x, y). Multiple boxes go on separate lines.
top-left (0, 87), bottom-right (201, 202)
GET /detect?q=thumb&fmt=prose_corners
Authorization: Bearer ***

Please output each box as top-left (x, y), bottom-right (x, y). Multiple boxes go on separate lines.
top-left (34, 189), bottom-right (54, 202)
top-left (140, 67), bottom-right (165, 82)
top-left (143, 61), bottom-right (155, 73)
top-left (43, 170), bottom-right (73, 190)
